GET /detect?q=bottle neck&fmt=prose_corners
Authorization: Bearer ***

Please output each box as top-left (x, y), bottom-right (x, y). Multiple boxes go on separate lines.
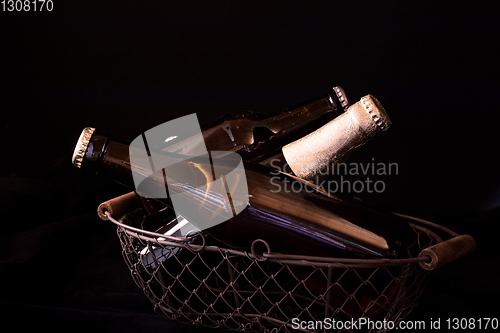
top-left (239, 92), bottom-right (342, 161)
top-left (263, 92), bottom-right (342, 132)
top-left (198, 89), bottom-right (348, 161)
top-left (80, 133), bottom-right (136, 189)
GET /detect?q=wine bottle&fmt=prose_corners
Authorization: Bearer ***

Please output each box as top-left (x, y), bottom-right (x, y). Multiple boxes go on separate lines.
top-left (72, 95), bottom-right (412, 258)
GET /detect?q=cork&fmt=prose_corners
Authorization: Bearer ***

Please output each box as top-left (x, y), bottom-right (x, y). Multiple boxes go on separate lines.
top-left (282, 95), bottom-right (391, 179)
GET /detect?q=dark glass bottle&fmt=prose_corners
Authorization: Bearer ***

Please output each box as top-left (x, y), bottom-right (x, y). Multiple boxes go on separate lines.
top-left (72, 97), bottom-right (412, 259)
top-left (153, 87), bottom-right (349, 162)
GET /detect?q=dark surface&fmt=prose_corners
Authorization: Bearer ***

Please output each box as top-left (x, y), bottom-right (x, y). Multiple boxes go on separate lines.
top-left (1, 1), bottom-right (499, 332)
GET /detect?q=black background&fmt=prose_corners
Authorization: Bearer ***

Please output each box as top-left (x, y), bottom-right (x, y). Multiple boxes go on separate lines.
top-left (1, 1), bottom-right (499, 332)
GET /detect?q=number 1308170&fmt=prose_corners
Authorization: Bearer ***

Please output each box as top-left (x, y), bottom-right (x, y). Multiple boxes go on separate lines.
top-left (2, 0), bottom-right (53, 11)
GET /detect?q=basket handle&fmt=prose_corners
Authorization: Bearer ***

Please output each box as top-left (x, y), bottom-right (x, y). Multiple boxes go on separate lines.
top-left (418, 234), bottom-right (476, 271)
top-left (97, 192), bottom-right (139, 220)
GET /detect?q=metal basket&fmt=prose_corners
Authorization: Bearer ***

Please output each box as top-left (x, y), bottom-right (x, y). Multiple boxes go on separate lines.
top-left (102, 204), bottom-right (474, 333)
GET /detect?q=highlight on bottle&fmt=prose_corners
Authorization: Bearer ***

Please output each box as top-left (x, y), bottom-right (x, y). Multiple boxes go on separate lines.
top-left (268, 157), bottom-right (399, 194)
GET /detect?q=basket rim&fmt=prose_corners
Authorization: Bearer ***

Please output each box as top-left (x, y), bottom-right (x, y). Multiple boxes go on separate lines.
top-left (104, 210), bottom-right (458, 268)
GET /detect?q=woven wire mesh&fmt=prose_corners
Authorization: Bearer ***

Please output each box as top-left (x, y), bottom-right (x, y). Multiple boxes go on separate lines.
top-left (114, 209), bottom-right (439, 333)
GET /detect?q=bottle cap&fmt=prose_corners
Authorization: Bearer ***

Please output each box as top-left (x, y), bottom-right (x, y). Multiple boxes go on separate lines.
top-left (282, 95), bottom-right (391, 179)
top-left (332, 86), bottom-right (349, 110)
top-left (349, 94), bottom-right (391, 135)
top-left (72, 127), bottom-right (95, 168)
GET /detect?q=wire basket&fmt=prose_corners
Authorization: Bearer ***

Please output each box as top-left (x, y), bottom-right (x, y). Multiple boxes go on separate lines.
top-left (102, 203), bottom-right (474, 333)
